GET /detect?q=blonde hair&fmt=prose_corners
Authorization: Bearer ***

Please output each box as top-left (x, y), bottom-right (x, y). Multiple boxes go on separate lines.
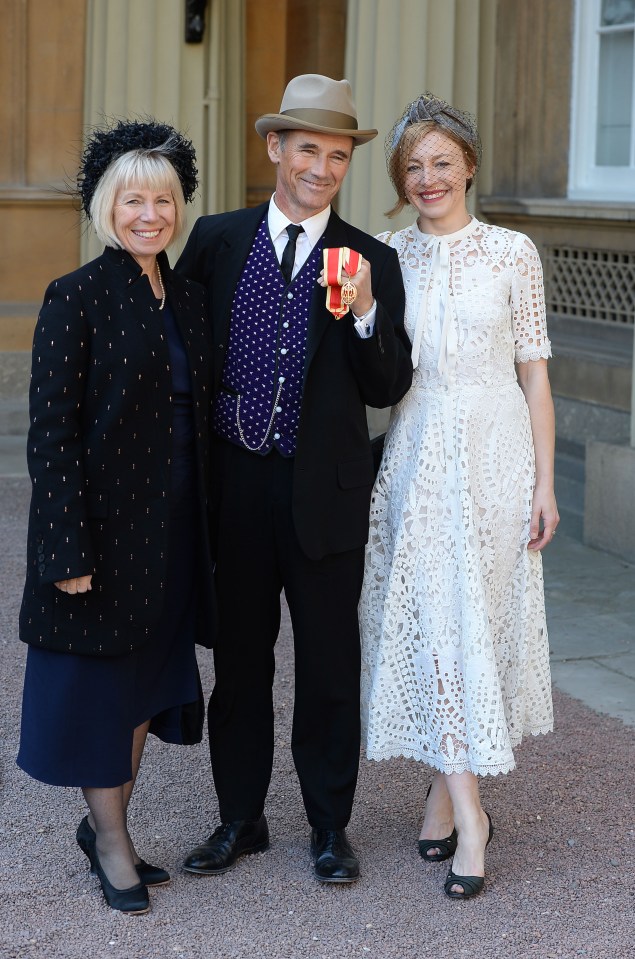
top-left (89, 148), bottom-right (186, 248)
top-left (386, 121), bottom-right (478, 218)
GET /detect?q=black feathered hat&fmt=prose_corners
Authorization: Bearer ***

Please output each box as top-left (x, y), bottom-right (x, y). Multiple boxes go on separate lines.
top-left (78, 118), bottom-right (198, 216)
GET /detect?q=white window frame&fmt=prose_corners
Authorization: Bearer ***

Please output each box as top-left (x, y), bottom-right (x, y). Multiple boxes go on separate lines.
top-left (569, 0), bottom-right (635, 199)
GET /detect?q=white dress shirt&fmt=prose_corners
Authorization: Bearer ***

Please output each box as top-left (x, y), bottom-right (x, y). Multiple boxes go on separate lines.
top-left (268, 195), bottom-right (376, 338)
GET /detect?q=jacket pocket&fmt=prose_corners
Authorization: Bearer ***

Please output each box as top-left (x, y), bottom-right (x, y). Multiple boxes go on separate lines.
top-left (337, 456), bottom-right (374, 490)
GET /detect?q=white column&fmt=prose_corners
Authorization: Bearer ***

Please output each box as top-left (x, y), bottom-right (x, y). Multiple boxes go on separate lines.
top-left (201, 0), bottom-right (245, 217)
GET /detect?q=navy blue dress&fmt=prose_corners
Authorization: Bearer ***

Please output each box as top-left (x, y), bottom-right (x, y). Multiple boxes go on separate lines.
top-left (17, 302), bottom-right (201, 787)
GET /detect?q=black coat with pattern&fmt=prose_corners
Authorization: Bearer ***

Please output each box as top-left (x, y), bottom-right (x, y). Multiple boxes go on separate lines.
top-left (19, 247), bottom-right (214, 656)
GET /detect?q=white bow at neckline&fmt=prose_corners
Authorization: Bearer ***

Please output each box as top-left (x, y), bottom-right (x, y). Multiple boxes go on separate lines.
top-left (411, 234), bottom-right (457, 376)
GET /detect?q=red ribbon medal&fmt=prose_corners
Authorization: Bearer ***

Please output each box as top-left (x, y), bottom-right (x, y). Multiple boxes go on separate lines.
top-left (323, 247), bottom-right (363, 319)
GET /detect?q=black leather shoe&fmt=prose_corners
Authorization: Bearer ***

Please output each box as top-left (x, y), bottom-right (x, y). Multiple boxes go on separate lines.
top-left (183, 816), bottom-right (269, 875)
top-left (310, 828), bottom-right (360, 883)
top-left (77, 816), bottom-right (170, 886)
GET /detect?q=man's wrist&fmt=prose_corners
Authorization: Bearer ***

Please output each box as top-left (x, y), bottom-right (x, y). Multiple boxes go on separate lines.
top-left (352, 299), bottom-right (375, 320)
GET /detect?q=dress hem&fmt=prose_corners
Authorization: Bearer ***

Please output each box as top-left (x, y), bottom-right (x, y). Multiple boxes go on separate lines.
top-left (364, 722), bottom-right (554, 777)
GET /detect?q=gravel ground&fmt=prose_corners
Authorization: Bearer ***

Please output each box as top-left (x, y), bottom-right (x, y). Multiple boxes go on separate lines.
top-left (1, 476), bottom-right (633, 959)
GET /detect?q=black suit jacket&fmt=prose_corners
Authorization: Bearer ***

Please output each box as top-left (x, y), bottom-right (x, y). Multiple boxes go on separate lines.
top-left (19, 247), bottom-right (215, 656)
top-left (176, 203), bottom-right (412, 560)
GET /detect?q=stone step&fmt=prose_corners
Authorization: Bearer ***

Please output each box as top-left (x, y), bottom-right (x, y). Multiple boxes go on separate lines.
top-left (0, 435), bottom-right (28, 476)
top-left (0, 350), bottom-right (30, 437)
top-left (555, 448), bottom-right (585, 484)
top-left (554, 443), bottom-right (585, 541)
top-left (556, 502), bottom-right (584, 541)
top-left (0, 350), bottom-right (30, 399)
top-left (0, 400), bottom-right (29, 435)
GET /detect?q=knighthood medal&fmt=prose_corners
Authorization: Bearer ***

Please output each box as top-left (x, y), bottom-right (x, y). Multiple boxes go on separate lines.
top-left (323, 247), bottom-right (363, 319)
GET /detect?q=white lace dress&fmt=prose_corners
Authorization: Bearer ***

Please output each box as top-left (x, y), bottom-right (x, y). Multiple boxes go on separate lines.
top-left (360, 217), bottom-right (554, 777)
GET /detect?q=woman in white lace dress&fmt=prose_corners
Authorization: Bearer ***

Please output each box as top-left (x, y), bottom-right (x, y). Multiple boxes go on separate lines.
top-left (359, 94), bottom-right (559, 899)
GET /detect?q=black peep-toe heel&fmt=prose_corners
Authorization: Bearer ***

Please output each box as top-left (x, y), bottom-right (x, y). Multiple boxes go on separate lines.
top-left (444, 812), bottom-right (494, 900)
top-left (418, 783), bottom-right (458, 863)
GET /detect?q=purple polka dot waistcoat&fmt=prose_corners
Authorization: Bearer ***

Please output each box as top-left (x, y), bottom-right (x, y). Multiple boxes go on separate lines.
top-left (212, 218), bottom-right (324, 456)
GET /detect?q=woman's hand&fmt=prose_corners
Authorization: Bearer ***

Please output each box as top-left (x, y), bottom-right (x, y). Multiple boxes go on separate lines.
top-left (527, 483), bottom-right (559, 551)
top-left (54, 575), bottom-right (93, 594)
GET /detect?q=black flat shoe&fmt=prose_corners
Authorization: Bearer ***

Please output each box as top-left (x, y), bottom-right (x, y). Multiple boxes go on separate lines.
top-left (183, 815), bottom-right (269, 875)
top-left (77, 817), bottom-right (170, 886)
top-left (310, 828), bottom-right (359, 883)
top-left (92, 847), bottom-right (150, 915)
top-left (444, 812), bottom-right (494, 900)
top-left (418, 783), bottom-right (457, 862)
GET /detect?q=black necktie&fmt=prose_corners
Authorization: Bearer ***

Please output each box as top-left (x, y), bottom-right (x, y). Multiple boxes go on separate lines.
top-left (280, 224), bottom-right (303, 285)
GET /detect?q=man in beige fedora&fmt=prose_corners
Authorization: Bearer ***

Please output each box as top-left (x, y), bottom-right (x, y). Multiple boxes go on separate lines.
top-left (178, 74), bottom-right (412, 882)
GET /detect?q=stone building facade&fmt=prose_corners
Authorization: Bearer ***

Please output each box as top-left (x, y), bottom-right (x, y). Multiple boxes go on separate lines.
top-left (0, 0), bottom-right (633, 559)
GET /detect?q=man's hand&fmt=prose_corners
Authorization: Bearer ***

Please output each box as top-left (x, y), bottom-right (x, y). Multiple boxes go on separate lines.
top-left (54, 575), bottom-right (93, 594)
top-left (318, 256), bottom-right (374, 316)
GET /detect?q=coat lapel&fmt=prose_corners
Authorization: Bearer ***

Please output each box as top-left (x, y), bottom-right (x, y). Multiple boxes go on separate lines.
top-left (161, 254), bottom-right (211, 390)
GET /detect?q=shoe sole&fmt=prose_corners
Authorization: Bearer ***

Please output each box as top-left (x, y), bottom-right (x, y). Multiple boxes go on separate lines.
top-left (183, 840), bottom-right (270, 875)
top-left (419, 852), bottom-right (454, 863)
top-left (313, 869), bottom-right (360, 883)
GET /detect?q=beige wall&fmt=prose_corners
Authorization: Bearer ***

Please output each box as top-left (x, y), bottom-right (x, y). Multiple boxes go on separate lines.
top-left (340, 0), bottom-right (497, 237)
top-left (1, 0), bottom-right (497, 349)
top-left (479, 0), bottom-right (634, 446)
top-left (245, 0), bottom-right (347, 208)
top-left (81, 0), bottom-right (245, 264)
top-left (0, 0), bottom-right (86, 350)
top-left (490, 0), bottom-right (573, 199)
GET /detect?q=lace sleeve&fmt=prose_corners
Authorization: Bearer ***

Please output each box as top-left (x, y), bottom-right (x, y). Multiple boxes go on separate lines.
top-left (511, 234), bottom-right (552, 363)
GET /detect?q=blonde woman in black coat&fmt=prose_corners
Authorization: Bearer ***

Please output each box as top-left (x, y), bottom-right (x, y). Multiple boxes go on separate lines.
top-left (17, 120), bottom-right (214, 915)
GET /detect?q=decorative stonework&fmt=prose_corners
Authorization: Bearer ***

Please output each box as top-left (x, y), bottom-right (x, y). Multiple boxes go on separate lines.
top-left (545, 246), bottom-right (635, 325)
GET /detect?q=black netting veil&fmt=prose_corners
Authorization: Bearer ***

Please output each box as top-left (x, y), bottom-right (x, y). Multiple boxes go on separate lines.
top-left (385, 93), bottom-right (482, 219)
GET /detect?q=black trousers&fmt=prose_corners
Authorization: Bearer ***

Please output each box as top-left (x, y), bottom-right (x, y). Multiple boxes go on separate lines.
top-left (208, 439), bottom-right (364, 829)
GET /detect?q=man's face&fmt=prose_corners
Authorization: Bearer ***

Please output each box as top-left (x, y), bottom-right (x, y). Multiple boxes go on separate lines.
top-left (267, 129), bottom-right (353, 221)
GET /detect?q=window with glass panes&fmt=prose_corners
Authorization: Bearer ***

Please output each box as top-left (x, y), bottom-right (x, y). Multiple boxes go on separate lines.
top-left (570, 0), bottom-right (635, 198)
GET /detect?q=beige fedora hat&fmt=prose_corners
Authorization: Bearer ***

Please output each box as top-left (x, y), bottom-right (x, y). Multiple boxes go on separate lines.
top-left (255, 74), bottom-right (378, 146)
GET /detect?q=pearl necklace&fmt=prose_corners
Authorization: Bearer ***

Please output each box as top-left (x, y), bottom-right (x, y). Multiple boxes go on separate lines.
top-left (155, 262), bottom-right (166, 310)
